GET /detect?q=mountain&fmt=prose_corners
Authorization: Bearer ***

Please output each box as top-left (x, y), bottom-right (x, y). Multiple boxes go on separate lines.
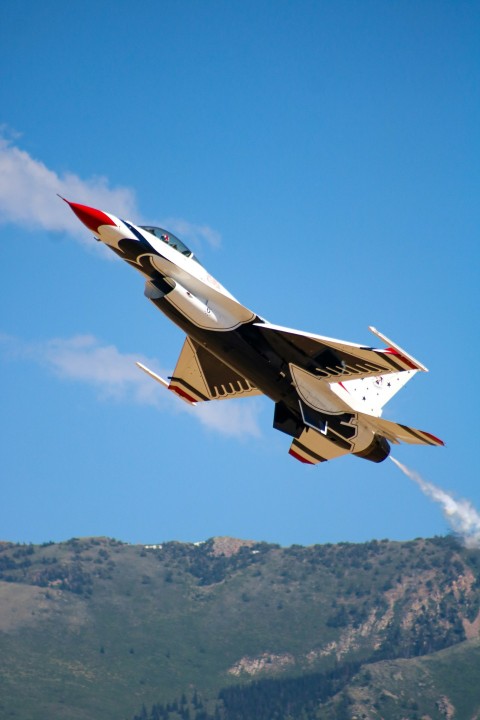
top-left (322, 637), bottom-right (480, 719)
top-left (0, 535), bottom-right (479, 719)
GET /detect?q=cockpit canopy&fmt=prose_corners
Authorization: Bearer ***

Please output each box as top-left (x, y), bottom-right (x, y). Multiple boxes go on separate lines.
top-left (140, 226), bottom-right (200, 264)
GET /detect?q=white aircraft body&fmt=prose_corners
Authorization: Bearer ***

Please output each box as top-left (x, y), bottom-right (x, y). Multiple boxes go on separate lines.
top-left (65, 199), bottom-right (443, 465)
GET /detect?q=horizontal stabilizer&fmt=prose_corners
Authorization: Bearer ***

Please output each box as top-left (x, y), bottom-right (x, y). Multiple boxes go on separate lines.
top-left (361, 413), bottom-right (444, 447)
top-left (289, 427), bottom-right (351, 465)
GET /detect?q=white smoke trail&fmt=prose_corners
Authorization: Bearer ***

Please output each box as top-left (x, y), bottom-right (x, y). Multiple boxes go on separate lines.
top-left (390, 456), bottom-right (480, 549)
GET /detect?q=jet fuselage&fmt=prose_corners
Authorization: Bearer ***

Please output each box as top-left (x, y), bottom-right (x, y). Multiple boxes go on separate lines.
top-left (65, 199), bottom-right (443, 465)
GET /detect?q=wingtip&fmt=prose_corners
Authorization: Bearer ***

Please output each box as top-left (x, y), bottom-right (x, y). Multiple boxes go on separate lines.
top-left (422, 431), bottom-right (445, 447)
top-left (135, 361), bottom-right (169, 389)
top-left (369, 326), bottom-right (428, 372)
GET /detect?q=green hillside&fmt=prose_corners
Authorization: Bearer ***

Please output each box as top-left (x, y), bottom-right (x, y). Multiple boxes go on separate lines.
top-left (0, 535), bottom-right (479, 719)
top-left (321, 637), bottom-right (480, 719)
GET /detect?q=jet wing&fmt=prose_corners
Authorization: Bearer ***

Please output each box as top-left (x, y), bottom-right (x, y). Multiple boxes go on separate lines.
top-left (167, 337), bottom-right (262, 404)
top-left (253, 322), bottom-right (426, 383)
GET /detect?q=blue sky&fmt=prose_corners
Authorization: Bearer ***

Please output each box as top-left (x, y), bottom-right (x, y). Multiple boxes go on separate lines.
top-left (1, 1), bottom-right (479, 547)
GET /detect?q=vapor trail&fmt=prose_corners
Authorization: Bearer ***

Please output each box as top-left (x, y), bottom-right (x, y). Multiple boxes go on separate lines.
top-left (390, 456), bottom-right (480, 549)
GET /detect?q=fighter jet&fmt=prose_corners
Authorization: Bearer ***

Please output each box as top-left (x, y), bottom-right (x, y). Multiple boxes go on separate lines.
top-left (64, 199), bottom-right (444, 465)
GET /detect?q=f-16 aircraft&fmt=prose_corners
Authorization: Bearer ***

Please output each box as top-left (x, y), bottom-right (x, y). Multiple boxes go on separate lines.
top-left (64, 198), bottom-right (444, 465)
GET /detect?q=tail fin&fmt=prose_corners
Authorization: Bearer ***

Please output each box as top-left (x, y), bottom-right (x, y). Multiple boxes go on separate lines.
top-left (334, 370), bottom-right (417, 417)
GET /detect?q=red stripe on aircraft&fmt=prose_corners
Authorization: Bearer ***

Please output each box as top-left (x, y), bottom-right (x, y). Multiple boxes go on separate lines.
top-left (421, 430), bottom-right (445, 446)
top-left (384, 348), bottom-right (418, 370)
top-left (289, 448), bottom-right (314, 464)
top-left (170, 386), bottom-right (197, 404)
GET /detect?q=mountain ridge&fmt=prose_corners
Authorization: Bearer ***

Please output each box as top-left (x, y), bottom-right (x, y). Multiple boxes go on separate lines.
top-left (0, 534), bottom-right (479, 719)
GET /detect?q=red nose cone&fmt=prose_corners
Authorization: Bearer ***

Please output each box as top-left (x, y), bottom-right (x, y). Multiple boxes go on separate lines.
top-left (62, 197), bottom-right (116, 233)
